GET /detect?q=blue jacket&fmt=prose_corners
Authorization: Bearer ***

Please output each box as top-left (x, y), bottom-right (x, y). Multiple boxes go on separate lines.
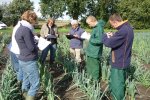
top-left (102, 21), bottom-right (134, 69)
top-left (69, 26), bottom-right (84, 49)
top-left (15, 25), bottom-right (38, 61)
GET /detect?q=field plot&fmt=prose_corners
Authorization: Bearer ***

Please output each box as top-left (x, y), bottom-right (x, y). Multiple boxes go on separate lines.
top-left (0, 30), bottom-right (150, 100)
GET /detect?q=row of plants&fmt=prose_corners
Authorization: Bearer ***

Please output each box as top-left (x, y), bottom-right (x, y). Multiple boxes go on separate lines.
top-left (55, 34), bottom-right (137, 100)
top-left (0, 32), bottom-right (56, 100)
top-left (0, 31), bottom-right (150, 100)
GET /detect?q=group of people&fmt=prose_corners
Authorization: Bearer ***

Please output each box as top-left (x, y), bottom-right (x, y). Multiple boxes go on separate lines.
top-left (8, 9), bottom-right (134, 100)
top-left (67, 14), bottom-right (134, 100)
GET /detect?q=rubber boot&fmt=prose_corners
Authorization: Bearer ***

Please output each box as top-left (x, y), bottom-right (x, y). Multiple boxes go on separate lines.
top-left (26, 95), bottom-right (35, 100)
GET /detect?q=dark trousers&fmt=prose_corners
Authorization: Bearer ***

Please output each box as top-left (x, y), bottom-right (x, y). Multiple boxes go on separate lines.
top-left (40, 44), bottom-right (56, 64)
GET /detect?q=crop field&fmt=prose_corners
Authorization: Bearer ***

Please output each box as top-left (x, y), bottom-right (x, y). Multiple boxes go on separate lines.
top-left (0, 28), bottom-right (150, 100)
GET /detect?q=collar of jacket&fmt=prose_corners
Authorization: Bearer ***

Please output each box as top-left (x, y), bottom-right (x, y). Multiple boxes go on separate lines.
top-left (20, 20), bottom-right (34, 32)
top-left (94, 20), bottom-right (105, 28)
top-left (116, 20), bottom-right (128, 30)
top-left (72, 26), bottom-right (80, 31)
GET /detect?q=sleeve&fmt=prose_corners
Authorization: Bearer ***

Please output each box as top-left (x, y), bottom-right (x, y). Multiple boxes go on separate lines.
top-left (24, 29), bottom-right (36, 52)
top-left (102, 30), bottom-right (126, 48)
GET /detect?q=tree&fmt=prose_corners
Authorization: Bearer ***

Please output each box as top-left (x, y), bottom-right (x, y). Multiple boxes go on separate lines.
top-left (40, 0), bottom-right (114, 20)
top-left (40, 0), bottom-right (66, 19)
top-left (0, 8), bottom-right (3, 21)
top-left (0, 3), bottom-right (8, 21)
top-left (3, 0), bottom-right (33, 26)
top-left (65, 0), bottom-right (87, 19)
top-left (115, 0), bottom-right (150, 29)
top-left (85, 0), bottom-right (115, 19)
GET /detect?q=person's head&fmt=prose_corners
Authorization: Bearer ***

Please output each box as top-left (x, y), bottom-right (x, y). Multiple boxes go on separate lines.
top-left (47, 18), bottom-right (55, 27)
top-left (86, 16), bottom-right (97, 27)
top-left (109, 13), bottom-right (123, 28)
top-left (71, 20), bottom-right (79, 29)
top-left (21, 10), bottom-right (37, 25)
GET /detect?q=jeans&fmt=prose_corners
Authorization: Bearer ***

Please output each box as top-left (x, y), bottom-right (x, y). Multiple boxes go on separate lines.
top-left (10, 51), bottom-right (23, 81)
top-left (40, 44), bottom-right (57, 64)
top-left (19, 60), bottom-right (40, 96)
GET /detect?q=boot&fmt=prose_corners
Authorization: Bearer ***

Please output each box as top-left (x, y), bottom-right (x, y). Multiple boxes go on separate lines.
top-left (26, 95), bottom-right (35, 100)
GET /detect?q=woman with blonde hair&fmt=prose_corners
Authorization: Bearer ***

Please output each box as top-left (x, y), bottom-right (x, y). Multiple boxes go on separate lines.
top-left (15, 10), bottom-right (40, 100)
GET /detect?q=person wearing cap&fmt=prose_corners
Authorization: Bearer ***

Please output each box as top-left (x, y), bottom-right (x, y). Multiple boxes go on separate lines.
top-left (69, 20), bottom-right (85, 63)
top-left (85, 16), bottom-right (106, 81)
top-left (39, 18), bottom-right (58, 65)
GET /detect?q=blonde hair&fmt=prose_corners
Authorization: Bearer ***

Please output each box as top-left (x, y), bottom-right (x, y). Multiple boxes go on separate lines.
top-left (109, 13), bottom-right (123, 22)
top-left (86, 16), bottom-right (97, 23)
top-left (21, 10), bottom-right (37, 24)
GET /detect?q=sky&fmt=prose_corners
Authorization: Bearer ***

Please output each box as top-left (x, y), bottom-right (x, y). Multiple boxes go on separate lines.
top-left (0, 0), bottom-right (70, 20)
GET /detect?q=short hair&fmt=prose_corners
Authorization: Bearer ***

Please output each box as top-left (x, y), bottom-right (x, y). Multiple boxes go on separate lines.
top-left (21, 10), bottom-right (37, 24)
top-left (86, 15), bottom-right (97, 23)
top-left (71, 20), bottom-right (78, 25)
top-left (109, 13), bottom-right (123, 22)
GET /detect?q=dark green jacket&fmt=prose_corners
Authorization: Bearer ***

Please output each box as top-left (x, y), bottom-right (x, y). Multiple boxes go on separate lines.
top-left (86, 20), bottom-right (106, 58)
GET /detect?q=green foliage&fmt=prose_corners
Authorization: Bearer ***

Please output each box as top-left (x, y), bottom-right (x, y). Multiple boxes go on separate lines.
top-left (0, 9), bottom-right (2, 20)
top-left (40, 0), bottom-right (150, 29)
top-left (0, 60), bottom-right (22, 100)
top-left (0, 3), bottom-right (7, 22)
top-left (65, 0), bottom-right (87, 19)
top-left (116, 0), bottom-right (150, 29)
top-left (2, 0), bottom-right (33, 26)
top-left (40, 0), bottom-right (114, 20)
top-left (40, 0), bottom-right (66, 19)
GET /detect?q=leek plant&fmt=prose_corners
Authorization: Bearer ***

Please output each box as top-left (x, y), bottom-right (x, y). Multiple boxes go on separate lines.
top-left (0, 59), bottom-right (22, 100)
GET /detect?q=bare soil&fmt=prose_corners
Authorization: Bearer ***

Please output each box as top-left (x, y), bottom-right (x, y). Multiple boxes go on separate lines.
top-left (0, 48), bottom-right (150, 100)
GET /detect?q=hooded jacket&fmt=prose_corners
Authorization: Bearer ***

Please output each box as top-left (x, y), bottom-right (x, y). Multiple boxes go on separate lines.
top-left (86, 20), bottom-right (106, 58)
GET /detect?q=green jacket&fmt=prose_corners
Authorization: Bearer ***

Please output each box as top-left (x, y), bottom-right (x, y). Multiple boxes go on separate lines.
top-left (86, 20), bottom-right (106, 58)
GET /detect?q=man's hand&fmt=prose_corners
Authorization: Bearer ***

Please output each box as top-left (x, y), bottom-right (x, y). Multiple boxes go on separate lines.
top-left (106, 32), bottom-right (113, 38)
top-left (74, 34), bottom-right (79, 38)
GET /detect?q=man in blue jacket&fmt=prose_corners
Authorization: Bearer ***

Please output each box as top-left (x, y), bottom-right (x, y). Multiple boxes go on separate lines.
top-left (102, 13), bottom-right (134, 100)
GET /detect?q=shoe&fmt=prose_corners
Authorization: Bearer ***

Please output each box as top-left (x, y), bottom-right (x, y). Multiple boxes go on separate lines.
top-left (26, 95), bottom-right (35, 100)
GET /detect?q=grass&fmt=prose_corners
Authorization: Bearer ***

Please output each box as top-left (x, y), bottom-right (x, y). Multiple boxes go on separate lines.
top-left (1, 27), bottom-right (150, 34)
